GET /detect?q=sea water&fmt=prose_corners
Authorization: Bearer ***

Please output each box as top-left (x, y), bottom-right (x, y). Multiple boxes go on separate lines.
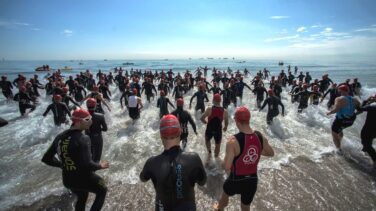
top-left (0, 59), bottom-right (375, 210)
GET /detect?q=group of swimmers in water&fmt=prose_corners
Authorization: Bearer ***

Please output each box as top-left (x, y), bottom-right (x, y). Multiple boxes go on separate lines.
top-left (0, 65), bottom-right (375, 211)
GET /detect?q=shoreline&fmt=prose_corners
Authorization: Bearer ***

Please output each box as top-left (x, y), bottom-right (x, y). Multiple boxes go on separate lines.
top-left (9, 152), bottom-right (376, 211)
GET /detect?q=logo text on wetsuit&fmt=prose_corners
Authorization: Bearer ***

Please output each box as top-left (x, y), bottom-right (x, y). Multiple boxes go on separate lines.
top-left (61, 139), bottom-right (77, 171)
top-left (175, 164), bottom-right (183, 199)
top-left (243, 145), bottom-right (258, 164)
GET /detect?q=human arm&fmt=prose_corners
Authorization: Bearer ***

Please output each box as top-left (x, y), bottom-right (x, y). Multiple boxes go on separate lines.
top-left (223, 109), bottom-right (229, 131)
top-left (43, 105), bottom-right (52, 117)
top-left (222, 136), bottom-right (236, 174)
top-left (191, 154), bottom-right (207, 186)
top-left (200, 107), bottom-right (210, 124)
top-left (260, 133), bottom-right (274, 156)
top-left (80, 135), bottom-right (106, 171)
top-left (279, 99), bottom-right (285, 116)
top-left (188, 114), bottom-right (197, 134)
top-left (139, 158), bottom-right (152, 182)
top-left (41, 136), bottom-right (63, 168)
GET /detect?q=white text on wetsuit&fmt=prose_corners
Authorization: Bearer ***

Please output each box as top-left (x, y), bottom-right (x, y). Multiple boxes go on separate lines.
top-left (175, 164), bottom-right (183, 199)
top-left (62, 139), bottom-right (76, 171)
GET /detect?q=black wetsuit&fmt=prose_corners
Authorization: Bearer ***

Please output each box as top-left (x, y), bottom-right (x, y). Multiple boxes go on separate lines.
top-left (253, 86), bottom-right (268, 108)
top-left (171, 108), bottom-right (197, 148)
top-left (43, 102), bottom-right (71, 126)
top-left (323, 88), bottom-right (339, 109)
top-left (310, 91), bottom-right (322, 105)
top-left (140, 146), bottom-right (206, 211)
top-left (209, 87), bottom-right (221, 94)
top-left (158, 83), bottom-right (170, 95)
top-left (88, 92), bottom-right (105, 114)
top-left (86, 112), bottom-right (107, 163)
top-left (45, 82), bottom-right (54, 95)
top-left (221, 88), bottom-right (233, 109)
top-left (65, 79), bottom-right (76, 94)
top-left (205, 106), bottom-right (224, 144)
top-left (99, 85), bottom-right (111, 101)
top-left (72, 85), bottom-right (87, 102)
top-left (42, 129), bottom-right (107, 211)
top-left (157, 96), bottom-right (175, 118)
top-left (0, 80), bottom-right (13, 99)
top-left (260, 96), bottom-right (285, 124)
top-left (62, 94), bottom-right (80, 110)
top-left (172, 85), bottom-right (186, 100)
top-left (142, 82), bottom-right (157, 102)
top-left (273, 84), bottom-right (282, 99)
top-left (13, 92), bottom-right (36, 115)
top-left (293, 90), bottom-right (311, 113)
top-left (358, 102), bottom-right (376, 162)
top-left (190, 91), bottom-right (209, 113)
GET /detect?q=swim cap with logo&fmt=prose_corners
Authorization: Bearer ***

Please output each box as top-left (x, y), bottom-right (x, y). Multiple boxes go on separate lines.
top-left (160, 114), bottom-right (181, 139)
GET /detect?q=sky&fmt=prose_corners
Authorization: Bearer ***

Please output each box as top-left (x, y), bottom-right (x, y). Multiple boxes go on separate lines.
top-left (0, 0), bottom-right (376, 60)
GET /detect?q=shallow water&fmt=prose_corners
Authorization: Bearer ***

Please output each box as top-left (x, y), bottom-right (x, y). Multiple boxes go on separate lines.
top-left (0, 59), bottom-right (376, 211)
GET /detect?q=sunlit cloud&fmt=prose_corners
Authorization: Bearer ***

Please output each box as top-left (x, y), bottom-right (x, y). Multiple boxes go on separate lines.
top-left (63, 29), bottom-right (73, 36)
top-left (296, 27), bottom-right (306, 33)
top-left (0, 20), bottom-right (30, 27)
top-left (354, 25), bottom-right (376, 33)
top-left (270, 16), bottom-right (290, 20)
top-left (311, 24), bottom-right (323, 28)
top-left (264, 34), bottom-right (299, 42)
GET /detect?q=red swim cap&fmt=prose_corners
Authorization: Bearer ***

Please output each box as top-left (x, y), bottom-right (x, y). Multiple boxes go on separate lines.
top-left (53, 94), bottom-right (62, 102)
top-left (303, 83), bottom-right (308, 89)
top-left (213, 93), bottom-right (221, 102)
top-left (93, 86), bottom-right (99, 92)
top-left (267, 89), bottom-right (274, 95)
top-left (234, 106), bottom-right (251, 123)
top-left (63, 87), bottom-right (69, 93)
top-left (160, 90), bottom-right (165, 96)
top-left (160, 114), bottom-right (181, 139)
top-left (176, 98), bottom-right (184, 106)
top-left (71, 108), bottom-right (91, 124)
top-left (133, 88), bottom-right (138, 95)
top-left (86, 98), bottom-right (97, 108)
top-left (338, 84), bottom-right (349, 92)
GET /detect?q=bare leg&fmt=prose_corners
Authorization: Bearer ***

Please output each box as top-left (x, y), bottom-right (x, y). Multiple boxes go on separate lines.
top-left (331, 131), bottom-right (343, 149)
top-left (214, 192), bottom-right (229, 210)
top-left (240, 203), bottom-right (251, 211)
top-left (214, 143), bottom-right (221, 158)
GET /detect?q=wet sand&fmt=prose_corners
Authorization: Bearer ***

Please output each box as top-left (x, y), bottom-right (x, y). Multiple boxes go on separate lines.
top-left (10, 153), bottom-right (376, 211)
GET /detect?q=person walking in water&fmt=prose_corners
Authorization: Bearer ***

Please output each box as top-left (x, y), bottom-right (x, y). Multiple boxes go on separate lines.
top-left (171, 98), bottom-right (198, 150)
top-left (140, 114), bottom-right (207, 210)
top-left (42, 108), bottom-right (109, 211)
top-left (213, 106), bottom-right (274, 211)
top-left (200, 93), bottom-right (229, 158)
top-left (327, 85), bottom-right (360, 152)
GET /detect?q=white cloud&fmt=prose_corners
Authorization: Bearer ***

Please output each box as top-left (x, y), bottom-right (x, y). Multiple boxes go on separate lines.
top-left (324, 27), bottom-right (333, 32)
top-left (279, 29), bottom-right (288, 34)
top-left (265, 34), bottom-right (299, 42)
top-left (63, 29), bottom-right (73, 36)
top-left (354, 25), bottom-right (376, 33)
top-left (270, 16), bottom-right (290, 20)
top-left (296, 27), bottom-right (306, 33)
top-left (0, 20), bottom-right (30, 27)
top-left (311, 24), bottom-right (323, 28)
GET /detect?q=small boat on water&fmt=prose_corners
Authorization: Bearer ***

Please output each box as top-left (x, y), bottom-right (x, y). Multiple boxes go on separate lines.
top-left (122, 62), bottom-right (134, 65)
top-left (60, 66), bottom-right (73, 71)
top-left (35, 65), bottom-right (51, 72)
top-left (278, 61), bottom-right (284, 66)
top-left (79, 62), bottom-right (84, 65)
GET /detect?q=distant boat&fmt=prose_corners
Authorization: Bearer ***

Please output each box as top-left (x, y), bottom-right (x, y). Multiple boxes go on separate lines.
top-left (207, 57), bottom-right (214, 60)
top-left (278, 61), bottom-right (284, 66)
top-left (79, 62), bottom-right (84, 65)
top-left (35, 66), bottom-right (51, 72)
top-left (236, 61), bottom-right (246, 63)
top-left (122, 62), bottom-right (134, 65)
top-left (223, 58), bottom-right (228, 60)
top-left (188, 58), bottom-right (192, 60)
top-left (164, 59), bottom-right (168, 61)
top-left (61, 66), bottom-right (73, 71)
top-left (104, 59), bottom-right (108, 61)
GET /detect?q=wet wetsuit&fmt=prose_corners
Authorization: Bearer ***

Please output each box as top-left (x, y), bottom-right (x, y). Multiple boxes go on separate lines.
top-left (13, 92), bottom-right (36, 115)
top-left (86, 112), bottom-right (107, 163)
top-left (62, 94), bottom-right (80, 110)
top-left (65, 79), bottom-right (76, 94)
top-left (172, 85), bottom-right (186, 100)
top-left (224, 131), bottom-right (263, 205)
top-left (190, 91), bottom-right (209, 113)
top-left (115, 74), bottom-right (125, 92)
top-left (140, 146), bottom-right (206, 211)
top-left (157, 96), bottom-right (175, 118)
top-left (142, 82), bottom-right (157, 102)
top-left (171, 108), bottom-right (197, 149)
top-left (221, 88), bottom-right (233, 109)
top-left (273, 84), bottom-right (282, 99)
top-left (205, 106), bottom-right (224, 144)
top-left (260, 96), bottom-right (285, 124)
top-left (331, 96), bottom-right (356, 134)
top-left (42, 129), bottom-right (107, 211)
top-left (319, 78), bottom-right (334, 93)
top-left (253, 86), bottom-right (268, 108)
top-left (310, 91), bottom-right (322, 105)
top-left (45, 82), bottom-right (54, 95)
top-left (209, 86), bottom-right (221, 94)
top-left (0, 80), bottom-right (13, 99)
top-left (72, 85), bottom-right (87, 102)
top-left (293, 90), bottom-right (311, 113)
top-left (358, 102), bottom-right (376, 162)
top-left (43, 102), bottom-right (71, 126)
top-left (128, 95), bottom-right (140, 120)
top-left (322, 88), bottom-right (339, 109)
top-left (99, 85), bottom-right (111, 101)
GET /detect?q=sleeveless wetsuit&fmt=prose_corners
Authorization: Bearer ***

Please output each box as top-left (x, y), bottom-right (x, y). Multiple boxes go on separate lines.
top-left (205, 106), bottom-right (224, 144)
top-left (223, 131), bottom-right (263, 205)
top-left (332, 96), bottom-right (356, 133)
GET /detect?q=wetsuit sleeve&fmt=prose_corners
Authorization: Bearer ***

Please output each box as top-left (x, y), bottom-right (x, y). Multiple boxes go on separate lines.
top-left (100, 115), bottom-right (108, 132)
top-left (359, 105), bottom-right (376, 112)
top-left (190, 154), bottom-right (207, 186)
top-left (13, 93), bottom-right (19, 101)
top-left (120, 93), bottom-right (124, 106)
top-left (79, 135), bottom-right (102, 171)
top-left (82, 87), bottom-right (87, 96)
top-left (167, 98), bottom-right (175, 108)
top-left (41, 136), bottom-right (62, 168)
top-left (157, 98), bottom-right (160, 108)
top-left (260, 98), bottom-right (268, 110)
top-left (323, 89), bottom-right (330, 98)
top-left (244, 83), bottom-right (252, 90)
top-left (189, 93), bottom-right (197, 107)
top-left (64, 104), bottom-right (71, 117)
top-left (43, 104), bottom-right (52, 116)
top-left (140, 158), bottom-right (152, 182)
top-left (205, 93), bottom-right (209, 102)
top-left (70, 97), bottom-right (80, 107)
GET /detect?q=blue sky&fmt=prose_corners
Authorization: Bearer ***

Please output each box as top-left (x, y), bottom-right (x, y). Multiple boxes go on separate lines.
top-left (1, 0), bottom-right (376, 60)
